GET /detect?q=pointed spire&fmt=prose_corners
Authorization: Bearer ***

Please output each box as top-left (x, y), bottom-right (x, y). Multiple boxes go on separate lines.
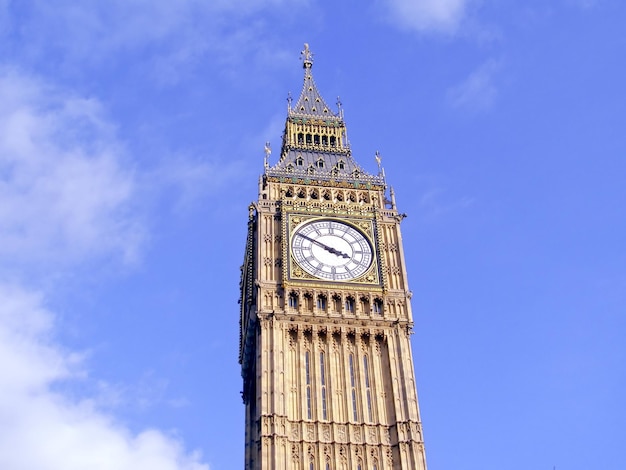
top-left (291, 43), bottom-right (337, 118)
top-left (265, 45), bottom-right (386, 188)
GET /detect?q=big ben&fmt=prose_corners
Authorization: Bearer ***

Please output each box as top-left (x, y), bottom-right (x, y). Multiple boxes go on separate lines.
top-left (239, 44), bottom-right (428, 470)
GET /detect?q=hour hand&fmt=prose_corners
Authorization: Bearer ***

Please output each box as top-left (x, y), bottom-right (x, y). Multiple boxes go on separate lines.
top-left (325, 246), bottom-right (350, 259)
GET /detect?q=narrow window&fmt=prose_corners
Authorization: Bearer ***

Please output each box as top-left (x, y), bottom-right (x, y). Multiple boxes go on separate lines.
top-left (297, 132), bottom-right (304, 144)
top-left (322, 135), bottom-right (328, 146)
top-left (288, 293), bottom-right (298, 308)
top-left (320, 352), bottom-right (327, 420)
top-left (330, 136), bottom-right (336, 146)
top-left (337, 160), bottom-right (345, 170)
top-left (305, 351), bottom-right (312, 419)
top-left (364, 355), bottom-right (373, 422)
top-left (296, 156), bottom-right (304, 166)
top-left (360, 296), bottom-right (370, 315)
top-left (306, 134), bottom-right (312, 144)
top-left (304, 293), bottom-right (313, 311)
top-left (317, 295), bottom-right (327, 311)
top-left (349, 354), bottom-right (358, 421)
top-left (345, 297), bottom-right (354, 313)
top-left (373, 298), bottom-right (383, 315)
top-left (314, 134), bottom-right (320, 145)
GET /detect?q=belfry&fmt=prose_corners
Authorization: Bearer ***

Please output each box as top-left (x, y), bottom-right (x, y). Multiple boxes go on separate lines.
top-left (239, 44), bottom-right (428, 470)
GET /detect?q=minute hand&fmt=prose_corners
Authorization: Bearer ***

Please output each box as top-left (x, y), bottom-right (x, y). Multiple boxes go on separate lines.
top-left (298, 234), bottom-right (350, 259)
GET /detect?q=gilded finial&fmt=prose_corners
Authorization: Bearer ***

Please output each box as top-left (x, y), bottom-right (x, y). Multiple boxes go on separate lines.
top-left (301, 43), bottom-right (313, 68)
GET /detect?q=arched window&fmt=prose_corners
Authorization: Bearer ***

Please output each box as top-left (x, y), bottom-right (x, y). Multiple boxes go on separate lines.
top-left (288, 292), bottom-right (298, 309)
top-left (320, 351), bottom-right (328, 420)
top-left (360, 296), bottom-right (370, 315)
top-left (349, 354), bottom-right (358, 421)
top-left (296, 156), bottom-right (304, 166)
top-left (373, 298), bottom-right (383, 315)
top-left (316, 295), bottom-right (327, 311)
top-left (364, 355), bottom-right (373, 422)
top-left (305, 351), bottom-right (312, 419)
top-left (345, 297), bottom-right (355, 313)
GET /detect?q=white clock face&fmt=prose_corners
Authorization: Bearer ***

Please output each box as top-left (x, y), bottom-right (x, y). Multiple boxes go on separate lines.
top-left (291, 219), bottom-right (373, 281)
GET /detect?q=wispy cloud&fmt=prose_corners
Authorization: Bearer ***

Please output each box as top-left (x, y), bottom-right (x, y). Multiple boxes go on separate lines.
top-left (0, 67), bottom-right (143, 270)
top-left (383, 0), bottom-right (472, 34)
top-left (0, 68), bottom-right (213, 469)
top-left (5, 0), bottom-right (308, 84)
top-left (447, 59), bottom-right (501, 110)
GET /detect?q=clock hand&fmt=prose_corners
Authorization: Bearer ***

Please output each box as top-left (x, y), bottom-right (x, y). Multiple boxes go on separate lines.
top-left (298, 234), bottom-right (350, 259)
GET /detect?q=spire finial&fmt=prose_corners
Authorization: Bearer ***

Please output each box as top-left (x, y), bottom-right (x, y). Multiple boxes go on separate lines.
top-left (264, 142), bottom-right (271, 168)
top-left (301, 43), bottom-right (313, 68)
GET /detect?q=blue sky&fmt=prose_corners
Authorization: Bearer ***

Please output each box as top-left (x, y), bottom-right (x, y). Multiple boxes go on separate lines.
top-left (0, 1), bottom-right (624, 469)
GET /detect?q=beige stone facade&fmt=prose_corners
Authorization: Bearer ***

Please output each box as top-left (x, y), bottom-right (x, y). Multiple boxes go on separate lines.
top-left (239, 45), bottom-right (427, 470)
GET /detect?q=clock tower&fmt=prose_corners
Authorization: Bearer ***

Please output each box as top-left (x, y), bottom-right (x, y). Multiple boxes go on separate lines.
top-left (239, 45), bottom-right (428, 470)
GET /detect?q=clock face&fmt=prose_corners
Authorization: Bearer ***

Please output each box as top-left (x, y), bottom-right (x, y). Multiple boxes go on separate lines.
top-left (291, 219), bottom-right (373, 281)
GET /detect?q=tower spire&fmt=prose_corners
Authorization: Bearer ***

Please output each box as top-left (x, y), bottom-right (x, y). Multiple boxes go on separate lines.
top-left (265, 44), bottom-right (385, 187)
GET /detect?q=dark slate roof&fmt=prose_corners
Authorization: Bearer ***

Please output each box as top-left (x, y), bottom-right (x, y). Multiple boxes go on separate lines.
top-left (291, 65), bottom-right (338, 119)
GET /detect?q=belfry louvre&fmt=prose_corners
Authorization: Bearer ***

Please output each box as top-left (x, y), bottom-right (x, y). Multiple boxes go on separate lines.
top-left (239, 44), bottom-right (428, 470)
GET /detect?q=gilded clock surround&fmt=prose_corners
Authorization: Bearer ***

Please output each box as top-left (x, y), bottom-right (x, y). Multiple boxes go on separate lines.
top-left (238, 45), bottom-right (427, 470)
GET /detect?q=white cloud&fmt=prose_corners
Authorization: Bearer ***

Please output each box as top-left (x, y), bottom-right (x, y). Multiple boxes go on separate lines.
top-left (447, 59), bottom-right (500, 110)
top-left (0, 67), bottom-right (143, 270)
top-left (0, 67), bottom-right (217, 468)
top-left (384, 0), bottom-right (472, 33)
top-left (0, 283), bottom-right (208, 470)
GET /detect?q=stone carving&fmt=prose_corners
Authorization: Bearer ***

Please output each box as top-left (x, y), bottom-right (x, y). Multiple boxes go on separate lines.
top-left (337, 425), bottom-right (346, 442)
top-left (322, 424), bottom-right (331, 441)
